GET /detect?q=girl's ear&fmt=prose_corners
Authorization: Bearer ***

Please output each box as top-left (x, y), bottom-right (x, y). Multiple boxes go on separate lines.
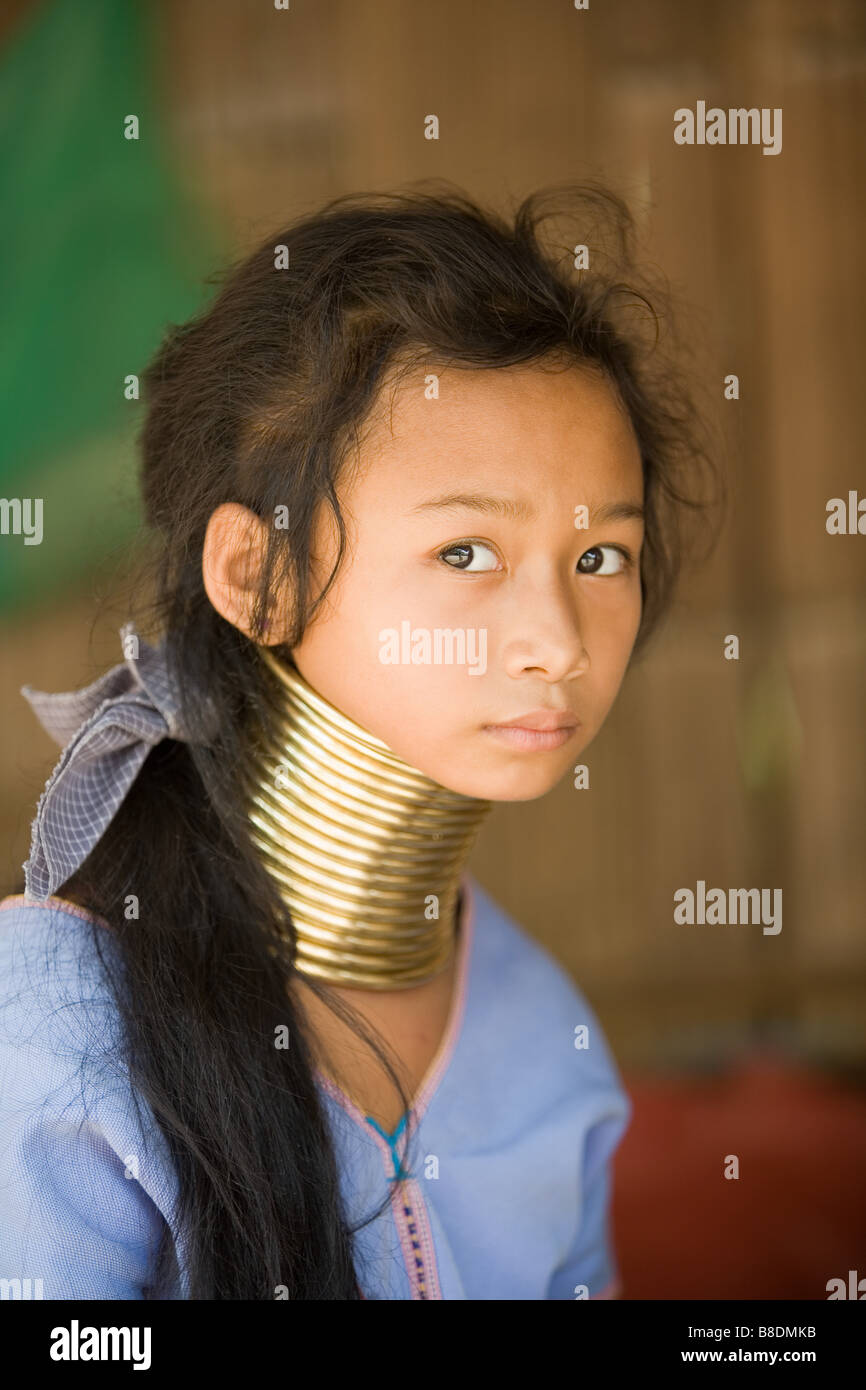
top-left (202, 502), bottom-right (291, 642)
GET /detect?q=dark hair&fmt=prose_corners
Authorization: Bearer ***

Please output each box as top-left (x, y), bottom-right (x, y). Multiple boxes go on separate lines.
top-left (47, 181), bottom-right (722, 1298)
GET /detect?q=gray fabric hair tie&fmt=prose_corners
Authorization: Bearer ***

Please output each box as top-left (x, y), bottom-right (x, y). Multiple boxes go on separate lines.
top-left (20, 622), bottom-right (218, 903)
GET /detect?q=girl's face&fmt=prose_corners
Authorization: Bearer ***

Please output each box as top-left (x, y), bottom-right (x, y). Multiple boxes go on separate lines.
top-left (286, 361), bottom-right (645, 803)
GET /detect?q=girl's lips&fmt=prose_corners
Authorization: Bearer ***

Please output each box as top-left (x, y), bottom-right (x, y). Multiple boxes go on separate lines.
top-left (482, 724), bottom-right (578, 751)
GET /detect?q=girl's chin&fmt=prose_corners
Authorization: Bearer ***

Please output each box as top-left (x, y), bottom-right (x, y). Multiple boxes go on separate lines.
top-left (437, 766), bottom-right (567, 803)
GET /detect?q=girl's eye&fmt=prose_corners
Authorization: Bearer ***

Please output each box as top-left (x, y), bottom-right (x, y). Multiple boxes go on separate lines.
top-left (437, 540), bottom-right (636, 576)
top-left (437, 540), bottom-right (500, 572)
top-left (577, 544), bottom-right (634, 576)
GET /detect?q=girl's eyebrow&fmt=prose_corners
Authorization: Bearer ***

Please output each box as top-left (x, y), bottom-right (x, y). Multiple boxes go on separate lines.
top-left (409, 491), bottom-right (534, 521)
top-left (408, 491), bottom-right (645, 525)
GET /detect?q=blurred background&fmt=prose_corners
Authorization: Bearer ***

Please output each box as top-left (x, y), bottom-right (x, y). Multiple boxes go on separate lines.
top-left (1, 0), bottom-right (864, 1299)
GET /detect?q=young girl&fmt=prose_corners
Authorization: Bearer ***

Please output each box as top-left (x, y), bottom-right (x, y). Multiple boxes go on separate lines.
top-left (0, 183), bottom-right (717, 1299)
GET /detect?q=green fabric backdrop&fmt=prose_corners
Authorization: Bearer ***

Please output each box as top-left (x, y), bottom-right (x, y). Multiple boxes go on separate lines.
top-left (0, 0), bottom-right (228, 615)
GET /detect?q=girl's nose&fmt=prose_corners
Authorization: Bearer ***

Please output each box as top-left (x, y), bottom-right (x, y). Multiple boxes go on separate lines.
top-left (502, 595), bottom-right (590, 684)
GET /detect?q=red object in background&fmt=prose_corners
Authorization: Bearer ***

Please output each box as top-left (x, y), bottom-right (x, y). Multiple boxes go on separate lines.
top-left (613, 1052), bottom-right (866, 1300)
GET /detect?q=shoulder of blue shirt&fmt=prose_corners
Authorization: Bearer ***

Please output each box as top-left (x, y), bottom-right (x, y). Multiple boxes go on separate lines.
top-left (468, 876), bottom-right (632, 1110)
top-left (0, 890), bottom-right (185, 1298)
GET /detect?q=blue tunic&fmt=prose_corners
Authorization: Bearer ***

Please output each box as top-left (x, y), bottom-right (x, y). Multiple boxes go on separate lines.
top-left (0, 874), bottom-right (631, 1299)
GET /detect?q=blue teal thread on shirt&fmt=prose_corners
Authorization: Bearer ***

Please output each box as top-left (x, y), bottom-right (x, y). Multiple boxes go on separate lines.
top-left (365, 1111), bottom-right (411, 1180)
